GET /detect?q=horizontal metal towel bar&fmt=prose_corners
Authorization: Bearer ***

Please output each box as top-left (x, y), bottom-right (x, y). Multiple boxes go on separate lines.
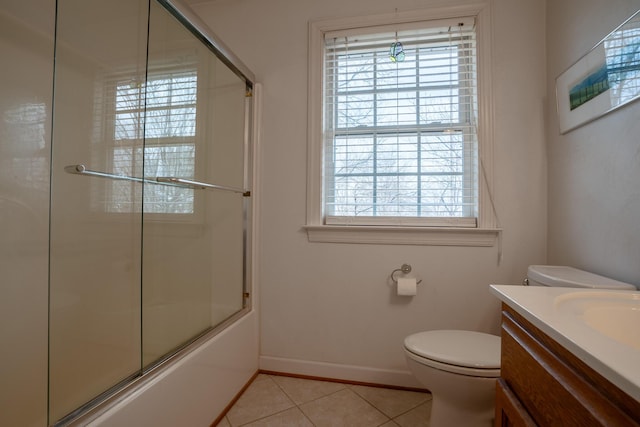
top-left (155, 177), bottom-right (250, 196)
top-left (64, 164), bottom-right (250, 197)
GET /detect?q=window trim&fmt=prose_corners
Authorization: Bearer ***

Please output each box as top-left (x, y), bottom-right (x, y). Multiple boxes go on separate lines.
top-left (305, 2), bottom-right (499, 246)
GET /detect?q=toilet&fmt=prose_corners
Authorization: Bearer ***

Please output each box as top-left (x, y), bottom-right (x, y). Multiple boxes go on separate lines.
top-left (403, 265), bottom-right (636, 427)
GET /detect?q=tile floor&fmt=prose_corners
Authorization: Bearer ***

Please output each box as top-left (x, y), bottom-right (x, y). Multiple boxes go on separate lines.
top-left (216, 374), bottom-right (432, 427)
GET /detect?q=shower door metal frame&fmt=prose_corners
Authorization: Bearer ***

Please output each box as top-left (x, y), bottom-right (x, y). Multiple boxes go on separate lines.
top-left (156, 0), bottom-right (256, 319)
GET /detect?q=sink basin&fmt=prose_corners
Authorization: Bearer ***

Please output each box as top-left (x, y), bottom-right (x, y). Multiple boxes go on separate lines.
top-left (555, 291), bottom-right (640, 350)
top-left (491, 284), bottom-right (640, 403)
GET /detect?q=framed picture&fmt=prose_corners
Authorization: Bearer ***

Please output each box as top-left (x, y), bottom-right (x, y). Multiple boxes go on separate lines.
top-left (556, 9), bottom-right (640, 134)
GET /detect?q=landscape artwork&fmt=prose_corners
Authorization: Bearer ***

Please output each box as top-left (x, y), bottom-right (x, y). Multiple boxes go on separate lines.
top-left (557, 9), bottom-right (640, 133)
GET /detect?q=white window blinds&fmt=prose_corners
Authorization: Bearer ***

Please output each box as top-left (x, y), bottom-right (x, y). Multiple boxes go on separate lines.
top-left (323, 18), bottom-right (478, 227)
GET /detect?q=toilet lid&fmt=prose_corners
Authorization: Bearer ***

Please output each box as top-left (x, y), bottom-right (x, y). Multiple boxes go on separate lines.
top-left (404, 330), bottom-right (501, 369)
top-left (527, 265), bottom-right (635, 289)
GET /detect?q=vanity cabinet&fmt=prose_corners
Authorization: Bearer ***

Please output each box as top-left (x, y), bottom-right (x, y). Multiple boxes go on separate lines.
top-left (495, 304), bottom-right (640, 427)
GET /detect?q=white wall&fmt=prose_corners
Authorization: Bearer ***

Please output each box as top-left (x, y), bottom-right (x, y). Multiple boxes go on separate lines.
top-left (191, 0), bottom-right (547, 387)
top-left (546, 0), bottom-right (640, 287)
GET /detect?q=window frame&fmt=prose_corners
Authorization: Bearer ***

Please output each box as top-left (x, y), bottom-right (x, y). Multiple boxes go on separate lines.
top-left (324, 21), bottom-right (478, 225)
top-left (305, 3), bottom-right (499, 246)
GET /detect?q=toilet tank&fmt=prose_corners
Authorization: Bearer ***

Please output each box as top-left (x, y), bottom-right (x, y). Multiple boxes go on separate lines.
top-left (526, 265), bottom-right (636, 290)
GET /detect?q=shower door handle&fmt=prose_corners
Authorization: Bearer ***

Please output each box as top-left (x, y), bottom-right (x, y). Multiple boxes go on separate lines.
top-left (64, 164), bottom-right (144, 183)
top-left (156, 177), bottom-right (250, 197)
top-left (65, 165), bottom-right (251, 197)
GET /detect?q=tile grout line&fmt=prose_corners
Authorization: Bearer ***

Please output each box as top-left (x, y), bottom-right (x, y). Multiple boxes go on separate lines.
top-left (342, 386), bottom-right (392, 423)
top-left (388, 391), bottom-right (433, 423)
top-left (225, 375), bottom-right (297, 427)
top-left (265, 375), bottom-right (318, 427)
top-left (349, 383), bottom-right (431, 423)
top-left (236, 406), bottom-right (312, 427)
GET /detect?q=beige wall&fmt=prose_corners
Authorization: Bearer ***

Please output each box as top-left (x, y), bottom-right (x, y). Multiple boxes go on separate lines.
top-left (546, 0), bottom-right (640, 287)
top-left (192, 0), bottom-right (547, 386)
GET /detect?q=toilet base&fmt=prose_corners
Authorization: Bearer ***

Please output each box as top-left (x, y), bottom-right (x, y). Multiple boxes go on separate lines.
top-left (405, 352), bottom-right (498, 427)
top-left (430, 394), bottom-right (495, 427)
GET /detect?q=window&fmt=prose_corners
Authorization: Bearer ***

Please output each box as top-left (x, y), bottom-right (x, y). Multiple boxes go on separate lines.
top-left (325, 19), bottom-right (477, 227)
top-left (306, 6), bottom-right (498, 245)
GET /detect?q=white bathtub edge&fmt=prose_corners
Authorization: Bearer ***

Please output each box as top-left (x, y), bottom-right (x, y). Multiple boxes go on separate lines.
top-left (89, 310), bottom-right (259, 427)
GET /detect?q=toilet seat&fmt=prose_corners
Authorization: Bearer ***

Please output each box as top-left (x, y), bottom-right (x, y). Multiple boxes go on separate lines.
top-left (404, 330), bottom-right (501, 378)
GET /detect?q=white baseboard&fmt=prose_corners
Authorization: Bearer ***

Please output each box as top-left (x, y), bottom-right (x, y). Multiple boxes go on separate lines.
top-left (259, 355), bottom-right (423, 389)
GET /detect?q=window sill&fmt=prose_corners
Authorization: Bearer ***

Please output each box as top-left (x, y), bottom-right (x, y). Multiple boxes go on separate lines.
top-left (304, 225), bottom-right (501, 247)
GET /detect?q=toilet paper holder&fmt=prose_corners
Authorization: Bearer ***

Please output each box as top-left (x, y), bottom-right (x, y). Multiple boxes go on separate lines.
top-left (390, 264), bottom-right (422, 284)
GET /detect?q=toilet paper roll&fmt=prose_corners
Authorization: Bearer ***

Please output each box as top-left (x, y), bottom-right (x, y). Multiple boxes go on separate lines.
top-left (397, 277), bottom-right (417, 296)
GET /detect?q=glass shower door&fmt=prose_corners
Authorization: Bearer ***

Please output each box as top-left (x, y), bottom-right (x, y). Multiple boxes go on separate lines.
top-left (49, 0), bottom-right (252, 422)
top-left (49, 0), bottom-right (148, 422)
top-left (141, 0), bottom-right (250, 367)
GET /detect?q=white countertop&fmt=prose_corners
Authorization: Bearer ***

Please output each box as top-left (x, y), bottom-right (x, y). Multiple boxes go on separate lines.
top-left (490, 284), bottom-right (640, 403)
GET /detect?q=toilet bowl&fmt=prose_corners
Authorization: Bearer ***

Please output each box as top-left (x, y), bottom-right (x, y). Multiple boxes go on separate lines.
top-left (404, 330), bottom-right (500, 427)
top-left (403, 265), bottom-right (635, 427)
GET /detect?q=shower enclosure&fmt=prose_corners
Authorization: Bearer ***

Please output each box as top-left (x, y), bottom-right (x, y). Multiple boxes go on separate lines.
top-left (2, 0), bottom-right (255, 424)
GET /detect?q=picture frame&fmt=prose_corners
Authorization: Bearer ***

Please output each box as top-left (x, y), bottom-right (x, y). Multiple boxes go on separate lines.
top-left (556, 9), bottom-right (640, 134)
